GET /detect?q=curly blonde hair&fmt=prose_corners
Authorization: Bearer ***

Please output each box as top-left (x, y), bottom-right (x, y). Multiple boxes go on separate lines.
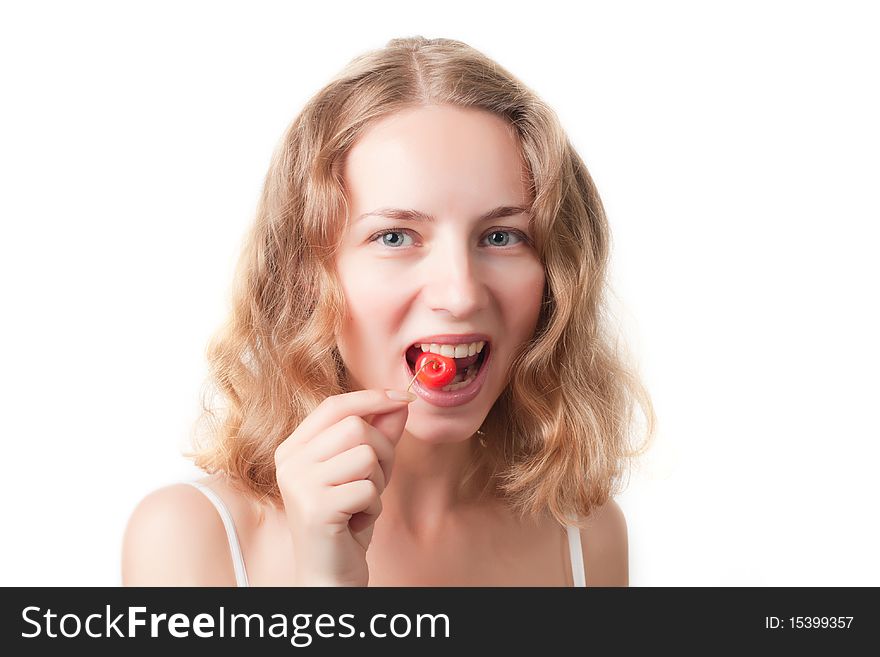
top-left (186, 36), bottom-right (655, 528)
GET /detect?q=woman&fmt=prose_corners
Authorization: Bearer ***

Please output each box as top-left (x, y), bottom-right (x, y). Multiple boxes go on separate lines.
top-left (122, 36), bottom-right (654, 587)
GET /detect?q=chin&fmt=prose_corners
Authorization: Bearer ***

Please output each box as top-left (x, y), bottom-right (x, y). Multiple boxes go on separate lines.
top-left (401, 422), bottom-right (479, 445)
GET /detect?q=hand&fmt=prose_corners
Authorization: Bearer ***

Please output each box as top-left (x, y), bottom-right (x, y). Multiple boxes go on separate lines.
top-left (273, 389), bottom-right (413, 586)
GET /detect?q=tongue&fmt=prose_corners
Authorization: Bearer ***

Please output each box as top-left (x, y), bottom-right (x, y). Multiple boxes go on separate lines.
top-left (454, 353), bottom-right (479, 368)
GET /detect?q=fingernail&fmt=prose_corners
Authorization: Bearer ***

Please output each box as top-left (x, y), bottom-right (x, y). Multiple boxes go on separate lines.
top-left (386, 389), bottom-right (417, 402)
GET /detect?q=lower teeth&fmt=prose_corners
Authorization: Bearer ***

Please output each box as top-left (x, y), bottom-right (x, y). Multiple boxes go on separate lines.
top-left (440, 365), bottom-right (478, 392)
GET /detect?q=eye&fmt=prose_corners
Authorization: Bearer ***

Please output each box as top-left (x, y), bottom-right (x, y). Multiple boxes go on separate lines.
top-left (483, 230), bottom-right (528, 247)
top-left (369, 228), bottom-right (531, 249)
top-left (370, 229), bottom-right (416, 248)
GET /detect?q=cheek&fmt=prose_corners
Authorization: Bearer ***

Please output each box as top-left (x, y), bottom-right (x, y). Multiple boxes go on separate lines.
top-left (337, 261), bottom-right (399, 349)
top-left (502, 263), bottom-right (545, 327)
top-left (338, 258), bottom-right (386, 318)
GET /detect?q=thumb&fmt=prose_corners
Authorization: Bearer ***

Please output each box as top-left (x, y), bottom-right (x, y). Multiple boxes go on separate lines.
top-left (366, 403), bottom-right (410, 448)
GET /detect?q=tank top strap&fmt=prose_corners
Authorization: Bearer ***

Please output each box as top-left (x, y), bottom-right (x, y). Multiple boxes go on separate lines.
top-left (565, 522), bottom-right (587, 587)
top-left (186, 482), bottom-right (250, 587)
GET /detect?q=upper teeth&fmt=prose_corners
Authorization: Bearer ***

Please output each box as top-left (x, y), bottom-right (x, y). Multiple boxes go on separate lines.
top-left (419, 341), bottom-right (485, 358)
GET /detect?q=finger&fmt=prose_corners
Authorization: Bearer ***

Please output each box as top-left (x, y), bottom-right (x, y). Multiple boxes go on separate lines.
top-left (316, 444), bottom-right (387, 493)
top-left (349, 511), bottom-right (376, 541)
top-left (368, 403), bottom-right (410, 449)
top-left (328, 479), bottom-right (381, 528)
top-left (287, 389), bottom-right (412, 447)
top-left (304, 419), bottom-right (395, 487)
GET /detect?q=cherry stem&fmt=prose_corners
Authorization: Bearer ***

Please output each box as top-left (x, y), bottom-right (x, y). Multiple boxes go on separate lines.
top-left (406, 359), bottom-right (433, 393)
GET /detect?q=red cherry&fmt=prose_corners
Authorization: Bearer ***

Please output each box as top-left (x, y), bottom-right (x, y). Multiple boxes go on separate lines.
top-left (414, 352), bottom-right (457, 388)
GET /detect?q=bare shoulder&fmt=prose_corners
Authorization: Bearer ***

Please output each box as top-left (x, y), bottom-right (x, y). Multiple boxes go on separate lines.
top-left (579, 498), bottom-right (628, 587)
top-left (121, 481), bottom-right (237, 586)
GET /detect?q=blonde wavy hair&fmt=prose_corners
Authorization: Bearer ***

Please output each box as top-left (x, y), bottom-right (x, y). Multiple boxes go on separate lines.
top-left (186, 36), bottom-right (655, 528)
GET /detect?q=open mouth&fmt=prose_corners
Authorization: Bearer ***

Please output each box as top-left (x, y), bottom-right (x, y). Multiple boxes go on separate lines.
top-left (405, 341), bottom-right (491, 386)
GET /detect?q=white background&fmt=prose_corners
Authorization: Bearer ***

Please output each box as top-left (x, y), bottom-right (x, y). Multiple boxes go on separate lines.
top-left (1, 0), bottom-right (877, 586)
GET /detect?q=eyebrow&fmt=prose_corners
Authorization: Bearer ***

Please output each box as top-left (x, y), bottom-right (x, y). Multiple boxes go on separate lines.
top-left (355, 205), bottom-right (531, 223)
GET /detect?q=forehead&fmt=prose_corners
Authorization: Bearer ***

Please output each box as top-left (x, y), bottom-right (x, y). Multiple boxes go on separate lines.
top-left (343, 105), bottom-right (530, 216)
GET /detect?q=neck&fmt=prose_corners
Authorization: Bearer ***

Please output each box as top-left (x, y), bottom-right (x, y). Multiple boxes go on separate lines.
top-left (379, 430), bottom-right (490, 539)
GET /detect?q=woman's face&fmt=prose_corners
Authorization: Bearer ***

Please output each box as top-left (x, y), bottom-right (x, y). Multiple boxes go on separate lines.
top-left (334, 104), bottom-right (545, 442)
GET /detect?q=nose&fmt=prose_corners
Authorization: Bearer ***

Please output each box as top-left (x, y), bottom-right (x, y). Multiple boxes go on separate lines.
top-left (421, 237), bottom-right (488, 319)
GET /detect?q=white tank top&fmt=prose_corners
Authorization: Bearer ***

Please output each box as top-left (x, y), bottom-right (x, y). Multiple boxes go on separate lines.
top-left (186, 481), bottom-right (587, 587)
